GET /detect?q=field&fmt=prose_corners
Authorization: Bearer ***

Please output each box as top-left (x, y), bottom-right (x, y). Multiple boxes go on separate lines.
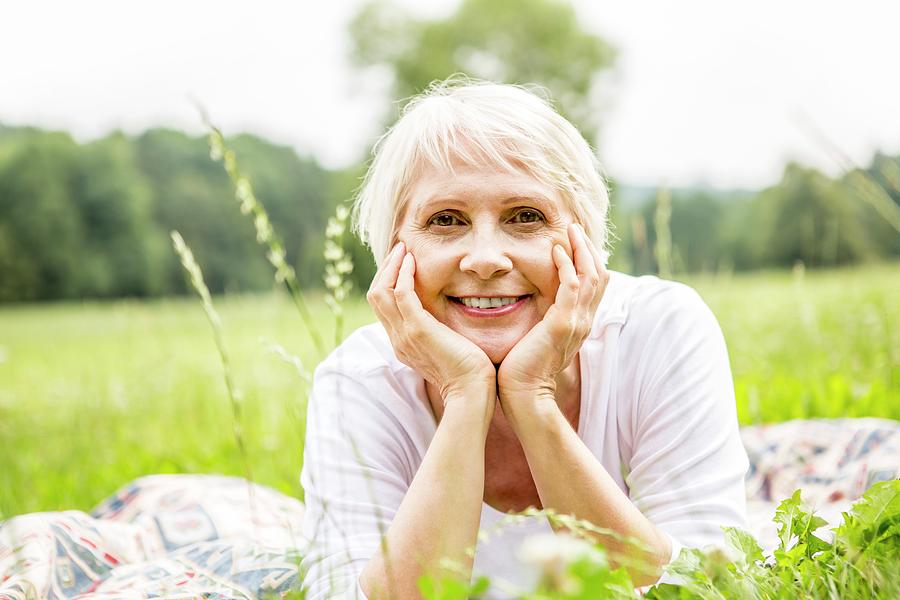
top-left (1, 263), bottom-right (898, 518)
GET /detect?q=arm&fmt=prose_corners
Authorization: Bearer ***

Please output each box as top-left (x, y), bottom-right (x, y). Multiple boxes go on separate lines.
top-left (359, 383), bottom-right (493, 599)
top-left (502, 397), bottom-right (671, 586)
top-left (498, 225), bottom-right (746, 586)
top-left (503, 278), bottom-right (749, 585)
top-left (359, 243), bottom-right (498, 598)
top-left (498, 225), bottom-right (668, 583)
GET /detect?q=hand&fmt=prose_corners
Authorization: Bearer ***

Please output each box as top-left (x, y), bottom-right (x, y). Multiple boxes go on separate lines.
top-left (497, 224), bottom-right (609, 404)
top-left (367, 242), bottom-right (497, 403)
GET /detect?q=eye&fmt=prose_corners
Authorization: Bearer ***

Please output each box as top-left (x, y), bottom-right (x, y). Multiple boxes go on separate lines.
top-left (509, 208), bottom-right (545, 224)
top-left (428, 212), bottom-right (465, 228)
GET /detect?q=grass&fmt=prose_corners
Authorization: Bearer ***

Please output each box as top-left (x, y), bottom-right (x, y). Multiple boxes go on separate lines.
top-left (0, 263), bottom-right (898, 518)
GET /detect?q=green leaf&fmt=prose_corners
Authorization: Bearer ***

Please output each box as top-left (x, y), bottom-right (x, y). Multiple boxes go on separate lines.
top-left (418, 574), bottom-right (484, 600)
top-left (834, 479), bottom-right (900, 551)
top-left (562, 558), bottom-right (637, 600)
top-left (773, 489), bottom-right (830, 555)
top-left (723, 526), bottom-right (764, 565)
top-left (848, 479), bottom-right (900, 528)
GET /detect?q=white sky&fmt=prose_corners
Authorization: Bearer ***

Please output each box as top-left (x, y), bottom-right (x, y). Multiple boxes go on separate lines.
top-left (1, 0), bottom-right (898, 189)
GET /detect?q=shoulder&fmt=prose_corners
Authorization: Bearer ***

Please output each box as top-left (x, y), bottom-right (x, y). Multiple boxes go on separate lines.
top-left (310, 322), bottom-right (430, 437)
top-left (591, 271), bottom-right (715, 340)
top-left (599, 272), bottom-right (730, 411)
top-left (315, 321), bottom-right (407, 381)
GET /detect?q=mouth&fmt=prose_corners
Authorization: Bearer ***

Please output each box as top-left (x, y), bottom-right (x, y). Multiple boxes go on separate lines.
top-left (447, 294), bottom-right (531, 317)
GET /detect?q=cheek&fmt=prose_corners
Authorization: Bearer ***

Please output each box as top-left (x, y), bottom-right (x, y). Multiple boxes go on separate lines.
top-left (406, 241), bottom-right (455, 310)
top-left (515, 236), bottom-right (563, 306)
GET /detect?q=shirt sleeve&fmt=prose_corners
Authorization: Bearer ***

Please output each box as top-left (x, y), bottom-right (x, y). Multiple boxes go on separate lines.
top-left (299, 362), bottom-right (415, 600)
top-left (618, 281), bottom-right (750, 554)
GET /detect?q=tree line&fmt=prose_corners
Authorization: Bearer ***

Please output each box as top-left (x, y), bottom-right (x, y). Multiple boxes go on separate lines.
top-left (612, 156), bottom-right (900, 276)
top-left (1, 121), bottom-right (898, 303)
top-left (0, 124), bottom-right (374, 302)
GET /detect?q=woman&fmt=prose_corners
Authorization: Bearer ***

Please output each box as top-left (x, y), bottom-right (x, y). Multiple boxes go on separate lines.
top-left (300, 80), bottom-right (749, 599)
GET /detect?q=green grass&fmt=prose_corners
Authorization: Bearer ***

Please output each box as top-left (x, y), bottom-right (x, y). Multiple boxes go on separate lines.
top-left (1, 263), bottom-right (898, 518)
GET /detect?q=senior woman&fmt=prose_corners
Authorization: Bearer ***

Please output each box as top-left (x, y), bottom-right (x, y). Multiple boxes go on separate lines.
top-left (300, 80), bottom-right (749, 599)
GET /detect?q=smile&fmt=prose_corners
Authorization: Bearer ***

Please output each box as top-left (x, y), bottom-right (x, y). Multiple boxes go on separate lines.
top-left (448, 295), bottom-right (531, 316)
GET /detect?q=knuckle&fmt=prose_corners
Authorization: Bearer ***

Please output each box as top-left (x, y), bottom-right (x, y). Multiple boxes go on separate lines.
top-left (577, 320), bottom-right (591, 338)
top-left (407, 325), bottom-right (424, 343)
top-left (549, 319), bottom-right (569, 338)
top-left (368, 288), bottom-right (389, 307)
top-left (396, 324), bottom-right (412, 341)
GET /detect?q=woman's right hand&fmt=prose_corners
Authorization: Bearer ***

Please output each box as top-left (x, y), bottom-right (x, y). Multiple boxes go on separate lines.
top-left (367, 242), bottom-right (497, 403)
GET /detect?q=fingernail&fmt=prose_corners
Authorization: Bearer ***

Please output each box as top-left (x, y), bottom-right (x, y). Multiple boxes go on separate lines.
top-left (392, 241), bottom-right (404, 256)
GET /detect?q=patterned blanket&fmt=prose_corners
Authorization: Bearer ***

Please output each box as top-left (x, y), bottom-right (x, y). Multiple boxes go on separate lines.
top-left (2, 418), bottom-right (898, 599)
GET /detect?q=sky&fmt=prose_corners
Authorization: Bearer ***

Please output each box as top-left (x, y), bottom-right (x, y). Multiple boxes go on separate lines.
top-left (2, 0), bottom-right (899, 189)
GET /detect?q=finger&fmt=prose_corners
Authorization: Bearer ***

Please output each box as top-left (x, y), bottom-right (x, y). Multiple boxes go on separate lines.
top-left (393, 252), bottom-right (427, 323)
top-left (370, 292), bottom-right (403, 333)
top-left (368, 242), bottom-right (405, 326)
top-left (580, 227), bottom-right (610, 310)
top-left (569, 224), bottom-right (599, 281)
top-left (551, 244), bottom-right (579, 315)
top-left (570, 224), bottom-right (604, 307)
top-left (369, 241), bottom-right (405, 293)
top-left (579, 225), bottom-right (608, 279)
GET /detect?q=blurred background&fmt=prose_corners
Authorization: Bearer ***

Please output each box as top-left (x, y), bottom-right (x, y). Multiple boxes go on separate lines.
top-left (1, 0), bottom-right (898, 516)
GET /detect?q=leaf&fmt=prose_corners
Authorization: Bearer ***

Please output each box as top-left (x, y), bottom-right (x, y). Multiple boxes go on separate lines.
top-left (723, 526), bottom-right (764, 565)
top-left (643, 582), bottom-right (698, 599)
top-left (664, 548), bottom-right (712, 587)
top-left (834, 479), bottom-right (900, 550)
top-left (417, 574), bottom-right (481, 600)
top-left (563, 559), bottom-right (637, 600)
top-left (773, 489), bottom-right (830, 555)
top-left (848, 479), bottom-right (900, 529)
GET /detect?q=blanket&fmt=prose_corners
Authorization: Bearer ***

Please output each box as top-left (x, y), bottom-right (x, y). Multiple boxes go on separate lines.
top-left (2, 418), bottom-right (898, 599)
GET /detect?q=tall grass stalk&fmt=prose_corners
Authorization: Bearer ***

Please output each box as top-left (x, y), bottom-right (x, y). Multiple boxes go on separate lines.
top-left (323, 204), bottom-right (354, 347)
top-left (170, 231), bottom-right (256, 510)
top-left (796, 112), bottom-right (900, 234)
top-left (197, 118), bottom-right (367, 597)
top-left (203, 121), bottom-right (326, 356)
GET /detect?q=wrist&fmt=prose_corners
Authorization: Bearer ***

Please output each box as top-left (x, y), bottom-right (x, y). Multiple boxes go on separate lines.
top-left (443, 383), bottom-right (496, 434)
top-left (498, 389), bottom-right (559, 434)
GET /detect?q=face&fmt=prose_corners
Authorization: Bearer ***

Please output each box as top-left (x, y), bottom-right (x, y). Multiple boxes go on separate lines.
top-left (396, 161), bottom-right (576, 364)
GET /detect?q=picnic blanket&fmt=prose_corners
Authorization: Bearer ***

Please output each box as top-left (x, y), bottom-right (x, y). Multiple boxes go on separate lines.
top-left (2, 418), bottom-right (898, 599)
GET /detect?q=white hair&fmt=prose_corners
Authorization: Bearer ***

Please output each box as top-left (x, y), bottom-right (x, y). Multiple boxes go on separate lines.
top-left (352, 78), bottom-right (610, 267)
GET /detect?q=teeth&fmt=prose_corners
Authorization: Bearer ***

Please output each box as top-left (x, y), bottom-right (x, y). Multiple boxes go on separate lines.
top-left (460, 297), bottom-right (520, 309)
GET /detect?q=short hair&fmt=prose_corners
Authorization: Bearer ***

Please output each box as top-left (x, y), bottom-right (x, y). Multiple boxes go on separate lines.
top-left (352, 78), bottom-right (610, 267)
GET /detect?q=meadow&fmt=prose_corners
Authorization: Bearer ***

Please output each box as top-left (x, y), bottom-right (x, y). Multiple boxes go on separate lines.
top-left (1, 262), bottom-right (898, 519)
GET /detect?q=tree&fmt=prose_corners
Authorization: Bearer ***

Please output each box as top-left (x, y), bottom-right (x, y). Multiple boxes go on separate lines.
top-left (71, 133), bottom-right (168, 297)
top-left (348, 0), bottom-right (616, 145)
top-left (755, 163), bottom-right (872, 268)
top-left (0, 131), bottom-right (83, 300)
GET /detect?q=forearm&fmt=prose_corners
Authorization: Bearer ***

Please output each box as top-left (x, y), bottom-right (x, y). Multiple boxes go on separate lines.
top-left (359, 385), bottom-right (494, 599)
top-left (506, 398), bottom-right (671, 587)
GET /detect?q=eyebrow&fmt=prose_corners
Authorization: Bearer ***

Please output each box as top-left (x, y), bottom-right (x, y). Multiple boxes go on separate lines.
top-left (415, 194), bottom-right (555, 218)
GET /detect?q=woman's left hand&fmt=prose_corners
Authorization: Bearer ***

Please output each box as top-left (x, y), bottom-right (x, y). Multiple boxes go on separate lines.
top-left (497, 223), bottom-right (609, 408)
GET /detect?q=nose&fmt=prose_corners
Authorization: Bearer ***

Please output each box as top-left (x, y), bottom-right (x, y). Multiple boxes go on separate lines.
top-left (458, 226), bottom-right (513, 280)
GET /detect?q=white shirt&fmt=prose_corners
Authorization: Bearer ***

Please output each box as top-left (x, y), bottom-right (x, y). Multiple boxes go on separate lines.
top-left (300, 272), bottom-right (749, 599)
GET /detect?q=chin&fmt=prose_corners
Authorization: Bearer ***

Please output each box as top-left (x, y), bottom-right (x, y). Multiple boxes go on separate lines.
top-left (483, 345), bottom-right (513, 366)
top-left (466, 330), bottom-right (524, 365)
